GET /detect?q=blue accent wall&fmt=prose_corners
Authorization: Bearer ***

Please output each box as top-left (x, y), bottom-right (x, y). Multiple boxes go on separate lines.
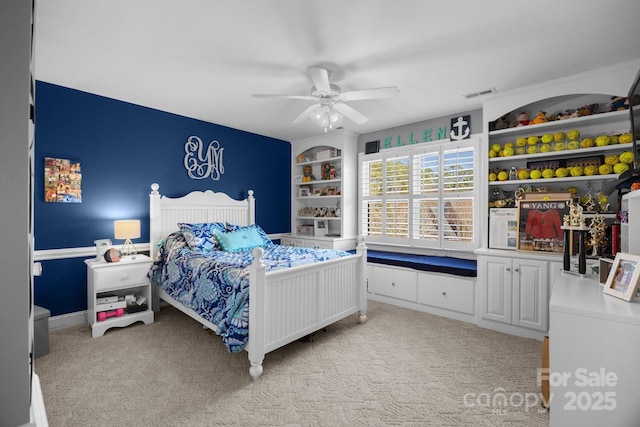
top-left (34, 81), bottom-right (291, 316)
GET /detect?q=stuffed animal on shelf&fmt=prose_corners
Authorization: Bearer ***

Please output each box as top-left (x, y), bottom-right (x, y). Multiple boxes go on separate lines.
top-left (490, 114), bottom-right (511, 131)
top-left (556, 109), bottom-right (577, 120)
top-left (302, 165), bottom-right (315, 182)
top-left (609, 96), bottom-right (629, 112)
top-left (531, 111), bottom-right (548, 124)
top-left (577, 103), bottom-right (599, 116)
top-left (516, 111), bottom-right (530, 127)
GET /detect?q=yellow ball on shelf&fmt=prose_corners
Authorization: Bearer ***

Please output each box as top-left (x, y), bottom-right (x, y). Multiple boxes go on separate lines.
top-left (619, 133), bottom-right (633, 144)
top-left (567, 130), bottom-right (580, 140)
top-left (613, 163), bottom-right (630, 174)
top-left (604, 154), bottom-right (619, 165)
top-left (619, 151), bottom-right (635, 164)
top-left (598, 164), bottom-right (613, 175)
top-left (554, 132), bottom-right (567, 142)
top-left (584, 165), bottom-right (598, 176)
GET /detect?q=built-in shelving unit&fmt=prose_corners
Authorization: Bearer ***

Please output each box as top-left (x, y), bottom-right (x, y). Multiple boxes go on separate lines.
top-left (488, 111), bottom-right (632, 198)
top-left (282, 130), bottom-right (357, 251)
top-left (476, 60), bottom-right (640, 339)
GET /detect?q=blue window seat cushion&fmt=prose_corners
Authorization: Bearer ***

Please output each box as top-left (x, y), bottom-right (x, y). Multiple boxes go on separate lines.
top-left (362, 250), bottom-right (477, 278)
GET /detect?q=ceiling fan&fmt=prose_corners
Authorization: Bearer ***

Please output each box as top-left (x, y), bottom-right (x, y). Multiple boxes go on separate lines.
top-left (252, 66), bottom-right (399, 131)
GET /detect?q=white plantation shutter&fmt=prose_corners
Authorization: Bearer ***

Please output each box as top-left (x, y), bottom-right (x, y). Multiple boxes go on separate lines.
top-left (363, 199), bottom-right (383, 236)
top-left (360, 138), bottom-right (479, 250)
top-left (441, 146), bottom-right (475, 247)
top-left (384, 156), bottom-right (409, 240)
top-left (412, 148), bottom-right (440, 243)
top-left (385, 199), bottom-right (409, 239)
top-left (361, 158), bottom-right (383, 237)
top-left (412, 198), bottom-right (439, 241)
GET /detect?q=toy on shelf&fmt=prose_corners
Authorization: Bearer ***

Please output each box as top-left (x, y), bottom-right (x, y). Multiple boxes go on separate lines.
top-left (577, 103), bottom-right (599, 116)
top-left (608, 96), bottom-right (629, 112)
top-left (531, 111), bottom-right (548, 124)
top-left (490, 114), bottom-right (511, 131)
top-left (302, 165), bottom-right (315, 183)
top-left (556, 109), bottom-right (579, 120)
top-left (97, 308), bottom-right (125, 322)
top-left (516, 111), bottom-right (530, 127)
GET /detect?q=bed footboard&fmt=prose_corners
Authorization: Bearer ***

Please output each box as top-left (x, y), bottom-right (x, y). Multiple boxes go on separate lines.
top-left (246, 239), bottom-right (367, 380)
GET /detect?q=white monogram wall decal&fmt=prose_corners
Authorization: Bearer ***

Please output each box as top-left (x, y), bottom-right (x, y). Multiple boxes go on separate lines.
top-left (184, 136), bottom-right (225, 180)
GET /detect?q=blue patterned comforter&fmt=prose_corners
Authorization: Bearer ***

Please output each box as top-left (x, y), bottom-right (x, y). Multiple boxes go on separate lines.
top-left (148, 232), bottom-right (350, 352)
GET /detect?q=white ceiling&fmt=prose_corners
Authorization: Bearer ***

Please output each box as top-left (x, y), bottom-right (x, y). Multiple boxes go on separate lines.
top-left (34, 0), bottom-right (640, 142)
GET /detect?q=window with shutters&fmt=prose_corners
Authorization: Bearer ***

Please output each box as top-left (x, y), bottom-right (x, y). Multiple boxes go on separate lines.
top-left (360, 138), bottom-right (479, 250)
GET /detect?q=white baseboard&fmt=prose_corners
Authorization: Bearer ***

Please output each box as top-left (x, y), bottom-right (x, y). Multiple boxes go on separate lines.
top-left (48, 311), bottom-right (87, 331)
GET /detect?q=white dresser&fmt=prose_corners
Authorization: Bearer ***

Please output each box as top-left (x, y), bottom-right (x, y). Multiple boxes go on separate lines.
top-left (549, 272), bottom-right (640, 426)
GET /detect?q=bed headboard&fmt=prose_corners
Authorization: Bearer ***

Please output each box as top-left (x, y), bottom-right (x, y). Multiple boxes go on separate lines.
top-left (149, 183), bottom-right (255, 259)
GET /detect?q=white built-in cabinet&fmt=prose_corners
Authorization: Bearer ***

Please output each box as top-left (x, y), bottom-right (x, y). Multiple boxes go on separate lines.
top-left (475, 60), bottom-right (640, 339)
top-left (477, 253), bottom-right (549, 337)
top-left (282, 130), bottom-right (357, 251)
top-left (367, 264), bottom-right (476, 324)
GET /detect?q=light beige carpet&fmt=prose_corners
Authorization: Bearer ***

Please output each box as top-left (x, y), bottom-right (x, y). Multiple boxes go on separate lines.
top-left (35, 300), bottom-right (549, 426)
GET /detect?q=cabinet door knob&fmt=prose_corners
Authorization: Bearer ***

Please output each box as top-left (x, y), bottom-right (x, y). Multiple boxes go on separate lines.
top-left (442, 292), bottom-right (447, 297)
top-left (514, 268), bottom-right (519, 272)
top-left (120, 274), bottom-right (129, 281)
top-left (506, 267), bottom-right (511, 272)
top-left (391, 282), bottom-right (396, 287)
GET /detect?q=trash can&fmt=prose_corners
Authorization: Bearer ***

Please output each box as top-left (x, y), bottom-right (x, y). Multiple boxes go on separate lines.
top-left (34, 305), bottom-right (51, 358)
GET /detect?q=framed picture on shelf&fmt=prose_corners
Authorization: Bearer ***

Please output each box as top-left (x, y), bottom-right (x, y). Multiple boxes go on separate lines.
top-left (294, 175), bottom-right (303, 184)
top-left (314, 220), bottom-right (328, 236)
top-left (298, 187), bottom-right (310, 197)
top-left (517, 199), bottom-right (571, 253)
top-left (603, 252), bottom-right (640, 302)
top-left (313, 188), bottom-right (322, 196)
top-left (325, 186), bottom-right (337, 196)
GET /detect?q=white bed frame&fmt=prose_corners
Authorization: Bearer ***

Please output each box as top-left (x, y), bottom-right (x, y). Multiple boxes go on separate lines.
top-left (149, 183), bottom-right (367, 380)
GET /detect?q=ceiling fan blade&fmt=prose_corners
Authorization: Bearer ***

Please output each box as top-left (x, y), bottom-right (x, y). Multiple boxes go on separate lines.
top-left (338, 86), bottom-right (400, 102)
top-left (307, 66), bottom-right (331, 93)
top-left (253, 94), bottom-right (317, 101)
top-left (333, 103), bottom-right (369, 125)
top-left (292, 104), bottom-right (320, 124)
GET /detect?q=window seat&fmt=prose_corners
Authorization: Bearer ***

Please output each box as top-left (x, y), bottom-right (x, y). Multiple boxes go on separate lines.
top-left (353, 249), bottom-right (477, 278)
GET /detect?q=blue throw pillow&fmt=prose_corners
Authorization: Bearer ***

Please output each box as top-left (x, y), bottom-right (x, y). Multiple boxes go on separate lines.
top-left (225, 223), bottom-right (273, 247)
top-left (216, 226), bottom-right (265, 252)
top-left (179, 222), bottom-right (226, 252)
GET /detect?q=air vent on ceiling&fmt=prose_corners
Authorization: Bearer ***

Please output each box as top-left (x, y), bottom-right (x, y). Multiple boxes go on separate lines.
top-left (464, 87), bottom-right (497, 99)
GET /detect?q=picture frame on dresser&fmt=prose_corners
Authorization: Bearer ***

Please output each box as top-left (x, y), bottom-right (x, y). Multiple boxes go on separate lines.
top-left (603, 252), bottom-right (640, 302)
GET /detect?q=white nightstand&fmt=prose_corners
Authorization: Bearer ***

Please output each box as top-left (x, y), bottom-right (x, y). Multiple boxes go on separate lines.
top-left (85, 254), bottom-right (154, 337)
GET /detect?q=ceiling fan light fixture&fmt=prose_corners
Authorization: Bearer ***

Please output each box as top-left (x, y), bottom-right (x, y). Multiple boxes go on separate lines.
top-left (310, 105), bottom-right (343, 132)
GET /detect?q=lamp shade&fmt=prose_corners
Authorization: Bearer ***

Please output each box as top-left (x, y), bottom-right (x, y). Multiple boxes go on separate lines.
top-left (114, 220), bottom-right (140, 240)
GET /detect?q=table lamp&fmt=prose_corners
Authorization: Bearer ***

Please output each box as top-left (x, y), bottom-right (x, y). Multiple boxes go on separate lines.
top-left (114, 219), bottom-right (140, 259)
